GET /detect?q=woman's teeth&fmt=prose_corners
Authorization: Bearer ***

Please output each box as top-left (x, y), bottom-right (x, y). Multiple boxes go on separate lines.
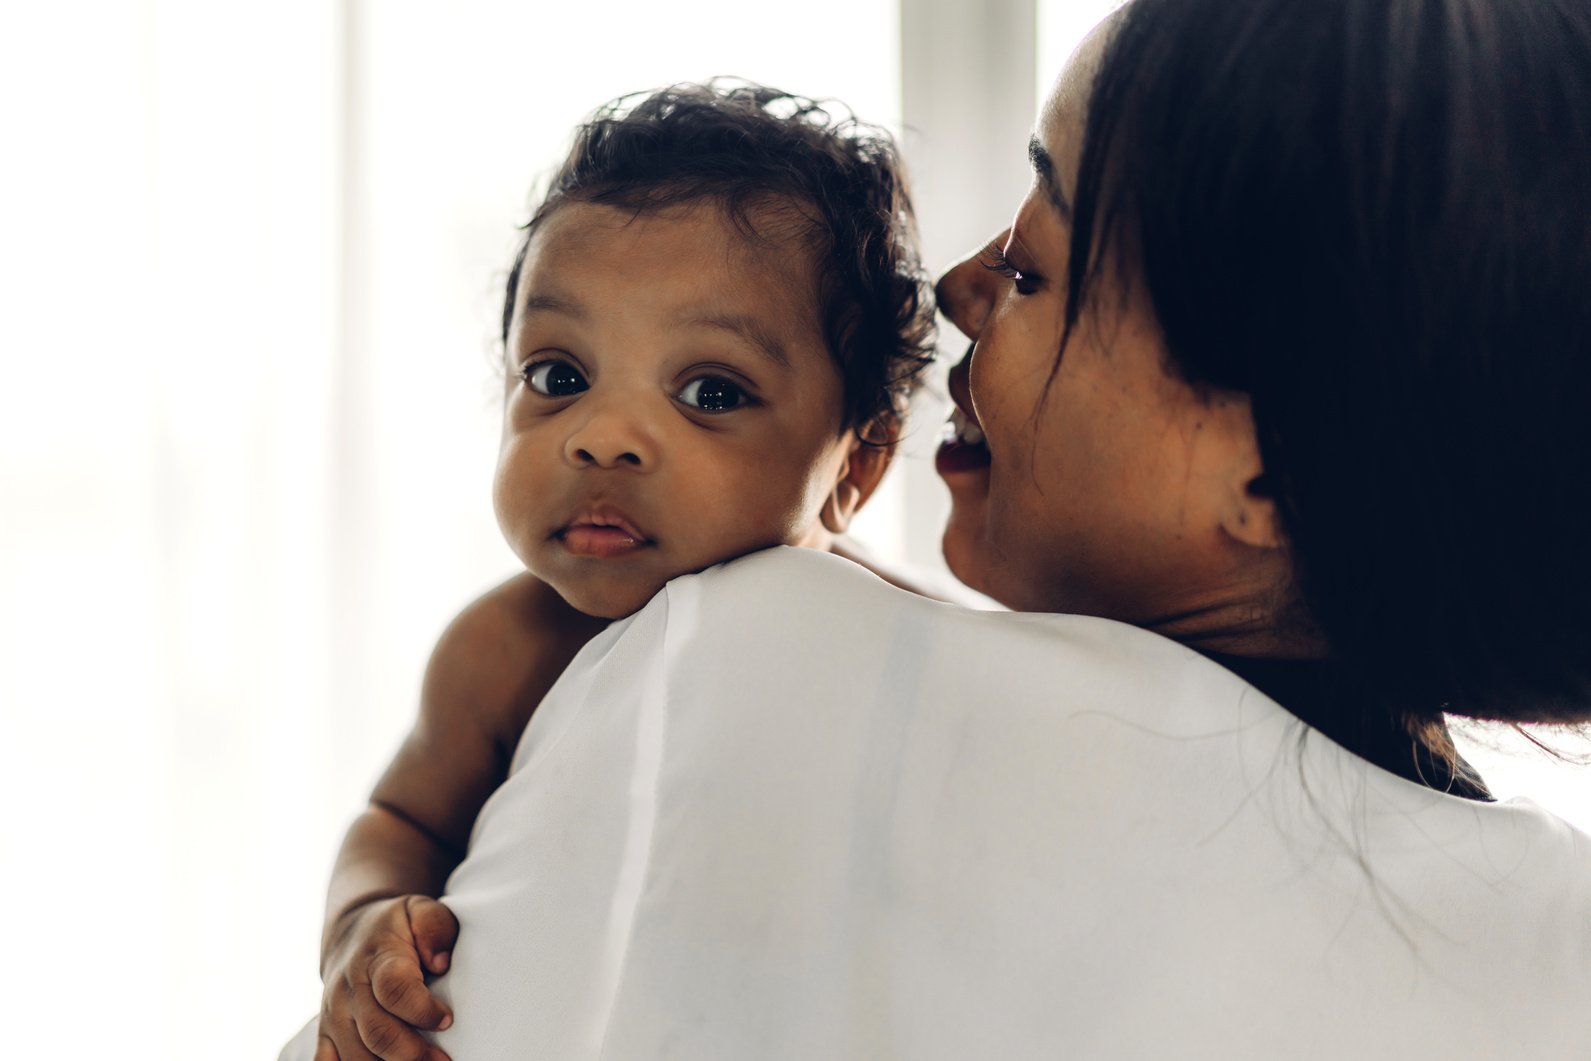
top-left (944, 407), bottom-right (986, 446)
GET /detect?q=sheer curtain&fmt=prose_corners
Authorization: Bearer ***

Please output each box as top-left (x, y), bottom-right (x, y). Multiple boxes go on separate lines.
top-left (4, 4), bottom-right (345, 1057)
top-left (4, 2), bottom-right (920, 1057)
top-left (4, 3), bottom-right (1583, 1058)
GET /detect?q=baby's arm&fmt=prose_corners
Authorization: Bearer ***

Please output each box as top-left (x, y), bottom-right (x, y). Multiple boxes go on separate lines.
top-left (315, 573), bottom-right (606, 1061)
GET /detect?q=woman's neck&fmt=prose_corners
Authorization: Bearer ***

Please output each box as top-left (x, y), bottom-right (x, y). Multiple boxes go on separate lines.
top-left (1144, 585), bottom-right (1328, 661)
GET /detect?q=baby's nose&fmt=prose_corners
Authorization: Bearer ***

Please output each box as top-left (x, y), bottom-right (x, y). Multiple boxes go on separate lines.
top-left (564, 405), bottom-right (657, 470)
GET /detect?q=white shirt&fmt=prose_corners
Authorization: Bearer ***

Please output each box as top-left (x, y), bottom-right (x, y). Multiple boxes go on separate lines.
top-left (404, 548), bottom-right (1591, 1058)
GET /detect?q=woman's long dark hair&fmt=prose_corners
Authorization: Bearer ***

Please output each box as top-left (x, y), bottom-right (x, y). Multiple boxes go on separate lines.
top-left (1065, 0), bottom-right (1591, 728)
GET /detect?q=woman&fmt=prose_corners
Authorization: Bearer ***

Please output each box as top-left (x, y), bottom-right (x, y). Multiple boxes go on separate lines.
top-left (305, 1), bottom-right (1591, 1057)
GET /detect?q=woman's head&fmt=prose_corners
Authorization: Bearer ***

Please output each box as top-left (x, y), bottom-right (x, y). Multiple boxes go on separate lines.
top-left (936, 18), bottom-right (1297, 651)
top-left (938, 0), bottom-right (1591, 725)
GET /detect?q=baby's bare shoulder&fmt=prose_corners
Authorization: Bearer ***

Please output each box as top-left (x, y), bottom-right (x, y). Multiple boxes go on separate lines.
top-left (369, 574), bottom-right (607, 851)
top-left (424, 573), bottom-right (609, 747)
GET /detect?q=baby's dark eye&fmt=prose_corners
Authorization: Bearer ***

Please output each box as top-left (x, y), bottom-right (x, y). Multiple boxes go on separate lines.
top-left (520, 360), bottom-right (588, 397)
top-left (677, 376), bottom-right (747, 412)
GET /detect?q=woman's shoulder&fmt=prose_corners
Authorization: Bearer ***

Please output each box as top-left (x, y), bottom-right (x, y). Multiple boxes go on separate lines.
top-left (473, 546), bottom-right (1591, 1059)
top-left (674, 545), bottom-right (1162, 649)
top-left (665, 545), bottom-right (1256, 728)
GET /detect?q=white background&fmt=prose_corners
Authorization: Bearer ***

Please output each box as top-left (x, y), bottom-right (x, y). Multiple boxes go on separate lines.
top-left (1, 2), bottom-right (1582, 1057)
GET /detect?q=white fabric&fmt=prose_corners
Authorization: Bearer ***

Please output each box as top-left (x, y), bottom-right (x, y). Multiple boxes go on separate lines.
top-left (289, 546), bottom-right (1591, 1060)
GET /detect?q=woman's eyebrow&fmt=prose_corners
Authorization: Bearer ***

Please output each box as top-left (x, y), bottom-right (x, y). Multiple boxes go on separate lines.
top-left (1028, 135), bottom-right (1073, 221)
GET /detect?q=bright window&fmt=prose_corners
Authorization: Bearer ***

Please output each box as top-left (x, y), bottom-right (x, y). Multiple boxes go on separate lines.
top-left (4, 5), bottom-right (1584, 1058)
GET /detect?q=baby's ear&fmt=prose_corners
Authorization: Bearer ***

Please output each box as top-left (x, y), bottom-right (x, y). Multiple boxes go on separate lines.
top-left (820, 416), bottom-right (897, 534)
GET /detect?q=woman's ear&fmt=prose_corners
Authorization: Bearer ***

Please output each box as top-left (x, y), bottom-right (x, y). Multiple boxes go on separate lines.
top-left (1223, 478), bottom-right (1283, 549)
top-left (820, 419), bottom-right (897, 535)
top-left (1222, 464), bottom-right (1285, 551)
top-left (1212, 396), bottom-right (1285, 551)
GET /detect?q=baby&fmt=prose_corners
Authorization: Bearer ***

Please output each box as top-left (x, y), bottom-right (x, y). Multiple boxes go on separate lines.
top-left (300, 81), bottom-right (936, 1061)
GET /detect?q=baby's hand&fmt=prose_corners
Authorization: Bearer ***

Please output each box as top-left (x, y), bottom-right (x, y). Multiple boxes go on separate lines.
top-left (316, 895), bottom-right (459, 1061)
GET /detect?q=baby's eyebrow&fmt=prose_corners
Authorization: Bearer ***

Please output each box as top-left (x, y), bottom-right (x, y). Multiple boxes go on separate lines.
top-left (678, 311), bottom-right (792, 369)
top-left (519, 292), bottom-right (587, 320)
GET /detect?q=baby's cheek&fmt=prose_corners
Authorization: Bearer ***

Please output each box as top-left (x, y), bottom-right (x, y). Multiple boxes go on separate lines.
top-left (789, 462), bottom-right (846, 542)
top-left (716, 496), bottom-right (813, 552)
top-left (736, 460), bottom-right (832, 541)
top-left (491, 454), bottom-right (532, 541)
top-left (491, 491), bottom-right (541, 571)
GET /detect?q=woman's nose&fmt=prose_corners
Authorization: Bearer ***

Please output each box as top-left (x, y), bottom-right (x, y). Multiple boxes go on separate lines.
top-left (934, 231), bottom-right (1007, 342)
top-left (563, 402), bottom-right (657, 470)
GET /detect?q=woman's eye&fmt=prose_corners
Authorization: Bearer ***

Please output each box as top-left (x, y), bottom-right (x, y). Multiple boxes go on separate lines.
top-left (520, 360), bottom-right (588, 397)
top-left (978, 239), bottom-right (1042, 295)
top-left (677, 376), bottom-right (747, 412)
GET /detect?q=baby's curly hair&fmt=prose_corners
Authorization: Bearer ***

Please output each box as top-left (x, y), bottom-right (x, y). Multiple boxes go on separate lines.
top-left (502, 79), bottom-right (936, 440)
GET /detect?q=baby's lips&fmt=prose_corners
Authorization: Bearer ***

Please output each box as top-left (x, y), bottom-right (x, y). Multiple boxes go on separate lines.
top-left (566, 503), bottom-right (650, 543)
top-left (572, 509), bottom-right (645, 544)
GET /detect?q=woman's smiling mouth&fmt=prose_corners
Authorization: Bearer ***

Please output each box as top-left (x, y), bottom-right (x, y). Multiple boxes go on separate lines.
top-left (937, 342), bottom-right (992, 476)
top-left (936, 406), bottom-right (991, 475)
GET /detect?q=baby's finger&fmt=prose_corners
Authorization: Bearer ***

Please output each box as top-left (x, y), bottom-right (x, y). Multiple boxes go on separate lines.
top-left (371, 949), bottom-right (454, 1032)
top-left (321, 989), bottom-right (380, 1061)
top-left (406, 896), bottom-right (460, 975)
top-left (352, 986), bottom-right (447, 1061)
top-left (318, 1017), bottom-right (380, 1061)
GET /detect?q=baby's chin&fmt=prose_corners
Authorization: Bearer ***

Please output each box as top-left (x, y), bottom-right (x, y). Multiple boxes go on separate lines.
top-left (546, 572), bottom-right (672, 621)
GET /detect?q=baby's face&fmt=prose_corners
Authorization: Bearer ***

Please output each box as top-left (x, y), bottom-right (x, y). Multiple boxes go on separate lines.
top-left (494, 199), bottom-right (855, 618)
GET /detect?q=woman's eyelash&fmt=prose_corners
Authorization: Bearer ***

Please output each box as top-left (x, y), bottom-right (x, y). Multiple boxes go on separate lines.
top-left (978, 240), bottom-right (1042, 293)
top-left (978, 240), bottom-right (1021, 279)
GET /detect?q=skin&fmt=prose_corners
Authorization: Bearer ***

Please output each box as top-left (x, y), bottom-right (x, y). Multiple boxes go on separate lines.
top-left (315, 197), bottom-right (898, 1061)
top-left (494, 199), bottom-right (880, 619)
top-left (316, 574), bottom-right (606, 1061)
top-left (316, 31), bottom-right (1308, 1060)
top-left (934, 18), bottom-right (1316, 657)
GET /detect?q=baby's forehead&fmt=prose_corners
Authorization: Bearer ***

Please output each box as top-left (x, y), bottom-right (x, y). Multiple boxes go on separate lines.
top-left (529, 196), bottom-right (829, 312)
top-left (558, 193), bottom-right (819, 259)
top-left (514, 198), bottom-right (839, 369)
